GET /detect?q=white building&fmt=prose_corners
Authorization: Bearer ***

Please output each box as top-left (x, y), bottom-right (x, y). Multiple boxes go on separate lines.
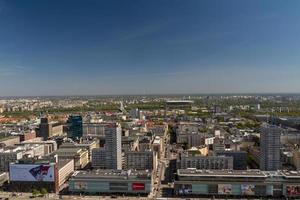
top-left (105, 123), bottom-right (122, 170)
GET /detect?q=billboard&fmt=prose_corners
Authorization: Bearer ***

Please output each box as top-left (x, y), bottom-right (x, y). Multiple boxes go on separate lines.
top-left (218, 184), bottom-right (232, 195)
top-left (132, 183), bottom-right (145, 191)
top-left (287, 186), bottom-right (300, 196)
top-left (241, 184), bottom-right (255, 195)
top-left (10, 164), bottom-right (55, 182)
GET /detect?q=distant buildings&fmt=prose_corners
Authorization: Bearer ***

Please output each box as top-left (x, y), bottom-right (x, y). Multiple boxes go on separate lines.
top-left (0, 136), bottom-right (20, 147)
top-left (19, 131), bottom-right (36, 142)
top-left (37, 117), bottom-right (64, 140)
top-left (260, 124), bottom-right (282, 171)
top-left (83, 123), bottom-right (105, 137)
top-left (165, 100), bottom-right (193, 111)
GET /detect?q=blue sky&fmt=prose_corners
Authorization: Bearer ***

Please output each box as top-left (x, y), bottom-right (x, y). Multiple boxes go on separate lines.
top-left (0, 0), bottom-right (300, 96)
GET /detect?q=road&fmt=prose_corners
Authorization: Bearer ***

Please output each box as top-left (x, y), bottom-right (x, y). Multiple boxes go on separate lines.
top-left (150, 130), bottom-right (171, 199)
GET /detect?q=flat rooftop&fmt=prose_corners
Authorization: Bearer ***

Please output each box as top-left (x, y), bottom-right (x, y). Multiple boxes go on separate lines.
top-left (177, 169), bottom-right (267, 178)
top-left (178, 169), bottom-right (300, 179)
top-left (70, 169), bottom-right (151, 181)
top-left (281, 170), bottom-right (300, 179)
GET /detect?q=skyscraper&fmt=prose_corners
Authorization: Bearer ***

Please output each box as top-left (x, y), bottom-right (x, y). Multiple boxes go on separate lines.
top-left (67, 115), bottom-right (83, 140)
top-left (104, 123), bottom-right (122, 170)
top-left (260, 124), bottom-right (282, 171)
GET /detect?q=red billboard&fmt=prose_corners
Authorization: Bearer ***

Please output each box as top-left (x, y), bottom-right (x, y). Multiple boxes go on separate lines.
top-left (132, 183), bottom-right (145, 191)
top-left (287, 186), bottom-right (300, 196)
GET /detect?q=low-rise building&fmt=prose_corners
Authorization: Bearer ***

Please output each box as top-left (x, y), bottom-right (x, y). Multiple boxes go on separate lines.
top-left (216, 150), bottom-right (247, 170)
top-left (69, 169), bottom-right (152, 195)
top-left (22, 140), bottom-right (57, 155)
top-left (54, 148), bottom-right (89, 169)
top-left (177, 151), bottom-right (233, 170)
top-left (18, 131), bottom-right (37, 142)
top-left (124, 150), bottom-right (153, 170)
top-left (0, 136), bottom-right (20, 147)
top-left (175, 169), bottom-right (300, 198)
top-left (9, 156), bottom-right (74, 193)
top-left (0, 148), bottom-right (24, 171)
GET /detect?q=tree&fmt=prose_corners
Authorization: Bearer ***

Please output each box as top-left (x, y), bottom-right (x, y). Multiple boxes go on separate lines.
top-left (40, 188), bottom-right (48, 196)
top-left (32, 189), bottom-right (40, 197)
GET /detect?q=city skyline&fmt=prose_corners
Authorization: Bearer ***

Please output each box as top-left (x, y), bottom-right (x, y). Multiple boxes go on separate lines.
top-left (1, 0), bottom-right (300, 96)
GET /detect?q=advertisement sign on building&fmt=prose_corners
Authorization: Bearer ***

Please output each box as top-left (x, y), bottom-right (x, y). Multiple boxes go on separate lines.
top-left (218, 184), bottom-right (232, 195)
top-left (10, 164), bottom-right (55, 182)
top-left (241, 184), bottom-right (255, 195)
top-left (287, 186), bottom-right (300, 196)
top-left (132, 183), bottom-right (145, 191)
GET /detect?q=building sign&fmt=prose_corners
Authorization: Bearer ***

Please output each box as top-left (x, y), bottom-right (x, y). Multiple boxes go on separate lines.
top-left (132, 183), bottom-right (145, 191)
top-left (10, 164), bottom-right (55, 182)
top-left (218, 184), bottom-right (232, 195)
top-left (287, 186), bottom-right (300, 196)
top-left (241, 184), bottom-right (255, 195)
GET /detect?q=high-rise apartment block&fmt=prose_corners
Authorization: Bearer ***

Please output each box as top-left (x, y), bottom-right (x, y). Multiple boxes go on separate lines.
top-left (260, 124), bottom-right (282, 171)
top-left (91, 123), bottom-right (122, 170)
top-left (104, 123), bottom-right (122, 170)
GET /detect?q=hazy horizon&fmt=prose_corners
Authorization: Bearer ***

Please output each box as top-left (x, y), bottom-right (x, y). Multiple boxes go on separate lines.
top-left (1, 0), bottom-right (300, 96)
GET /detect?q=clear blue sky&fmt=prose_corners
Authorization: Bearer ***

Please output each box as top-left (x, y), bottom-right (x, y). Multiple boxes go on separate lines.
top-left (0, 0), bottom-right (300, 96)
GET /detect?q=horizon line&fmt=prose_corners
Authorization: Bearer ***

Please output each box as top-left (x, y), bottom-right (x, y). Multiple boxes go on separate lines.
top-left (1, 92), bottom-right (300, 98)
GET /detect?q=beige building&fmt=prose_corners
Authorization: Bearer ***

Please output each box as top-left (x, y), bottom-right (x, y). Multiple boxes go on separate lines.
top-left (59, 140), bottom-right (98, 159)
top-left (0, 136), bottom-right (20, 147)
top-left (177, 152), bottom-right (233, 170)
top-left (54, 148), bottom-right (89, 169)
top-left (22, 140), bottom-right (57, 155)
top-left (58, 159), bottom-right (74, 190)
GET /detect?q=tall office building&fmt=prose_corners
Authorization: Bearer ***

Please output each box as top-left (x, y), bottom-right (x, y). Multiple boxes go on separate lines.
top-left (67, 116), bottom-right (83, 140)
top-left (104, 123), bottom-right (122, 170)
top-left (260, 124), bottom-right (282, 171)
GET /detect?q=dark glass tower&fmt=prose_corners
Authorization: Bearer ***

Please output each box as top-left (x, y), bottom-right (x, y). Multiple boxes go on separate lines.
top-left (67, 115), bottom-right (83, 140)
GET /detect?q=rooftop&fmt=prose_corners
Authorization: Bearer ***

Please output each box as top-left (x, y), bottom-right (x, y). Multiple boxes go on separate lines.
top-left (70, 169), bottom-right (151, 180)
top-left (177, 169), bottom-right (267, 178)
top-left (177, 169), bottom-right (300, 179)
